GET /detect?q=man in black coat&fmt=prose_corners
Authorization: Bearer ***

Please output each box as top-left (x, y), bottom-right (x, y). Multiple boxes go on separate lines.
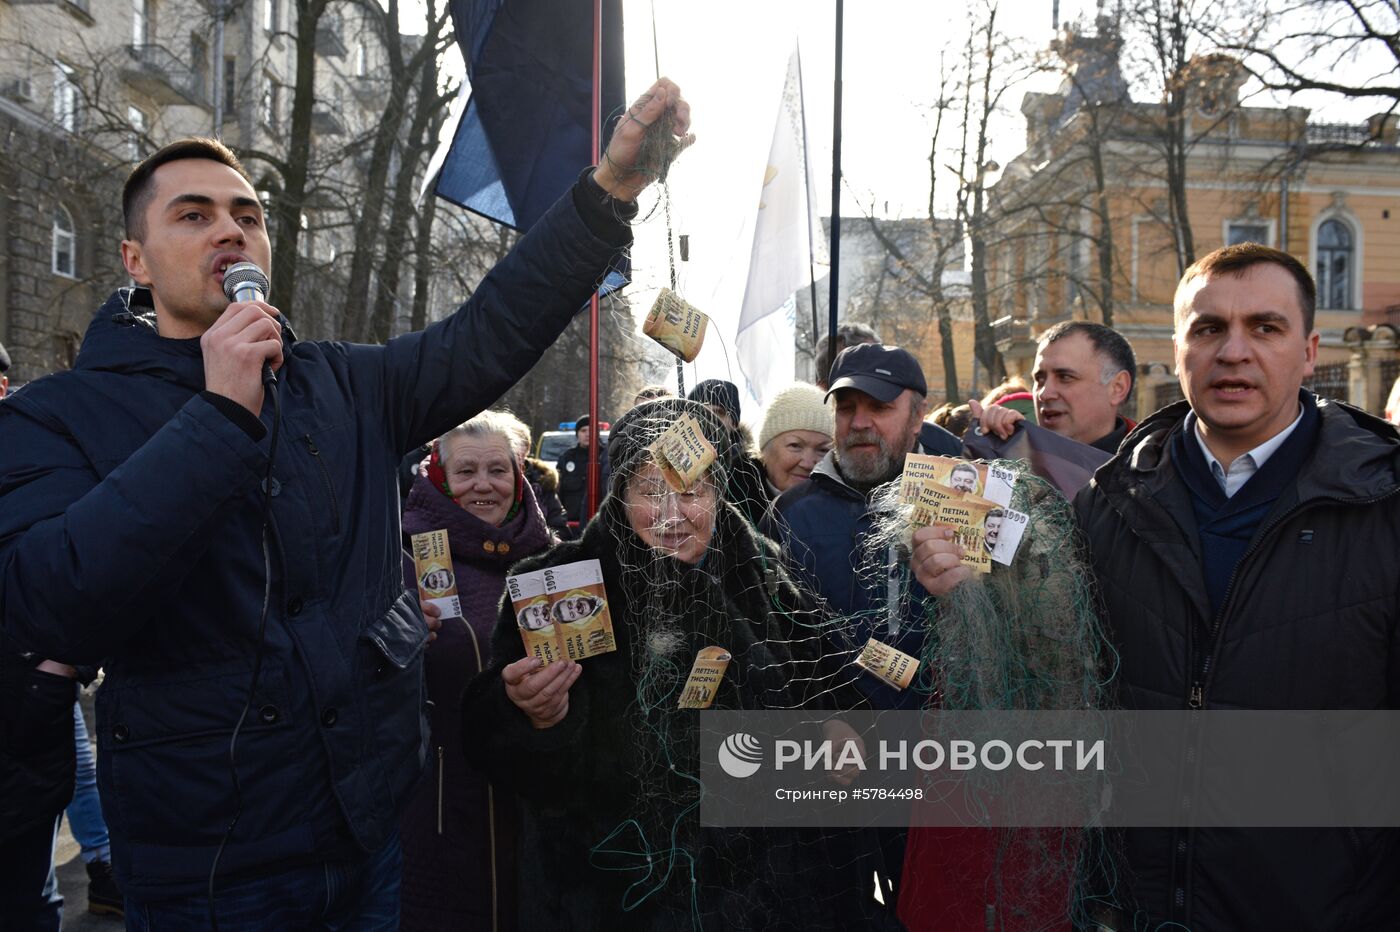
top-left (555, 413), bottom-right (609, 533)
top-left (1071, 244), bottom-right (1400, 929)
top-left (0, 338), bottom-right (82, 930)
top-left (970, 320), bottom-right (1138, 455)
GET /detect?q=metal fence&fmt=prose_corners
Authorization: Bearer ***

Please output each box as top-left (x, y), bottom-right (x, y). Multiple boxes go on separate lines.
top-left (1306, 122), bottom-right (1374, 146)
top-left (1304, 362), bottom-right (1350, 404)
top-left (1382, 358), bottom-right (1400, 394)
top-left (1153, 381), bottom-right (1185, 411)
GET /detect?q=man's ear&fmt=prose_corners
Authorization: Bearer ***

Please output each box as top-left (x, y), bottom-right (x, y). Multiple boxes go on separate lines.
top-left (120, 239), bottom-right (150, 286)
top-left (910, 392), bottom-right (929, 422)
top-left (1301, 330), bottom-right (1320, 380)
top-left (1108, 370), bottom-right (1132, 408)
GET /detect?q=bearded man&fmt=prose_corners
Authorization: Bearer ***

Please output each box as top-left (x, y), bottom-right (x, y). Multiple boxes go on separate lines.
top-left (765, 343), bottom-right (957, 711)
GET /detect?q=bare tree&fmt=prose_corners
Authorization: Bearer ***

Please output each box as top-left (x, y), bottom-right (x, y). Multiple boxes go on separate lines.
top-left (263, 0), bottom-right (334, 310)
top-left (339, 0), bottom-right (451, 338)
top-left (955, 1), bottom-right (1016, 384)
top-left (360, 30), bottom-right (455, 343)
top-left (1215, 0), bottom-right (1399, 111)
top-left (987, 16), bottom-right (1132, 328)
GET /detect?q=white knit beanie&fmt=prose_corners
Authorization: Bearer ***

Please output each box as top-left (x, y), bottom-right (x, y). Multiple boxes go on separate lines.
top-left (759, 383), bottom-right (834, 451)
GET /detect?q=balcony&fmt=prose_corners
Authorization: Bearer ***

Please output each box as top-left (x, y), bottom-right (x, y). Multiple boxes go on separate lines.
top-left (351, 74), bottom-right (382, 104)
top-left (316, 14), bottom-right (347, 58)
top-left (992, 316), bottom-right (1036, 360)
top-left (122, 44), bottom-right (209, 108)
top-left (311, 103), bottom-right (345, 136)
top-left (9, 0), bottom-right (92, 23)
top-left (1306, 121), bottom-right (1374, 147)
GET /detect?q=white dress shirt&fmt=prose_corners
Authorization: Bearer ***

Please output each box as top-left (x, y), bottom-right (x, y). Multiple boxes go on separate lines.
top-left (1193, 405), bottom-right (1305, 498)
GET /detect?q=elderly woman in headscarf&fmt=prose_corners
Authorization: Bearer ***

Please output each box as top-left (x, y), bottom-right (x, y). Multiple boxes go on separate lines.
top-left (398, 409), bottom-right (553, 931)
top-left (460, 399), bottom-right (893, 931)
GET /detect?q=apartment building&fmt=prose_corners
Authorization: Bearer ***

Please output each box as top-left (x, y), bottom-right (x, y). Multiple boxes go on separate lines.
top-left (0, 0), bottom-right (397, 382)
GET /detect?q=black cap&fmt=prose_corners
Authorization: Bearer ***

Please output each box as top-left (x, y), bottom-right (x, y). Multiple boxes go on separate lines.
top-left (687, 379), bottom-right (741, 425)
top-left (825, 343), bottom-right (926, 403)
top-left (574, 414), bottom-right (591, 432)
top-left (0, 341), bottom-right (9, 374)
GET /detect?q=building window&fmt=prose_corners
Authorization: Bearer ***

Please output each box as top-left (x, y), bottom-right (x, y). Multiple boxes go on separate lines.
top-left (1064, 230), bottom-right (1086, 309)
top-left (191, 34), bottom-right (209, 100)
top-left (128, 107), bottom-right (147, 161)
top-left (53, 61), bottom-right (79, 132)
top-left (1226, 221), bottom-right (1270, 246)
top-left (262, 75), bottom-right (280, 130)
top-left (1316, 218), bottom-right (1354, 310)
top-left (264, 0), bottom-right (278, 33)
top-left (53, 205), bottom-right (76, 278)
top-left (223, 57), bottom-right (237, 116)
top-left (132, 0), bottom-right (153, 45)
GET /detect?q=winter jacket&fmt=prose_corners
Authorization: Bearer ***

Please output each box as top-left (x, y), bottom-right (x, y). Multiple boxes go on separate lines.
top-left (555, 442), bottom-right (610, 528)
top-left (398, 473), bottom-right (550, 932)
top-left (461, 495), bottom-right (896, 931)
top-left (0, 185), bottom-right (629, 898)
top-left (764, 450), bottom-right (935, 710)
top-left (1088, 415), bottom-right (1134, 455)
top-left (918, 420), bottom-right (961, 457)
top-left (727, 450), bottom-right (773, 528)
top-left (0, 648), bottom-right (78, 843)
top-left (1074, 392), bottom-right (1400, 930)
top-left (524, 458), bottom-right (568, 535)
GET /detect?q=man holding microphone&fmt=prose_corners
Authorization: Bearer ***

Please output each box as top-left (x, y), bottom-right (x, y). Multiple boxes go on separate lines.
top-left (0, 79), bottom-right (691, 926)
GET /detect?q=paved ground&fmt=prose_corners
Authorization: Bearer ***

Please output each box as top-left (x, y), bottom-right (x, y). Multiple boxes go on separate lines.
top-left (58, 686), bottom-right (122, 930)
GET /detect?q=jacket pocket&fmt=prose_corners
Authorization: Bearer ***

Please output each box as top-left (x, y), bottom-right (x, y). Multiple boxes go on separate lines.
top-left (6, 667), bottom-right (78, 757)
top-left (360, 590), bottom-right (429, 672)
top-left (358, 591), bottom-right (430, 808)
top-left (97, 665), bottom-right (298, 849)
top-left (302, 430), bottom-right (344, 536)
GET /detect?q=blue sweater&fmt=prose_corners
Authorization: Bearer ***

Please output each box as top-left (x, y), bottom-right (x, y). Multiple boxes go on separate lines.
top-left (1170, 393), bottom-right (1320, 616)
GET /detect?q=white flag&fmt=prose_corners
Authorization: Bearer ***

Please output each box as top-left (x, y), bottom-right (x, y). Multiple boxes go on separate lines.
top-left (735, 48), bottom-right (826, 409)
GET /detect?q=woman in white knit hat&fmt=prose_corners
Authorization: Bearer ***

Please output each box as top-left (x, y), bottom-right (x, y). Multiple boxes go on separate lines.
top-left (758, 382), bottom-right (835, 496)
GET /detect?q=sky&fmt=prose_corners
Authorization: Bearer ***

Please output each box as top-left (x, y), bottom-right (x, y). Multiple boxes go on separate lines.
top-left (408, 0), bottom-right (1386, 404)
top-left (611, 0), bottom-right (1099, 392)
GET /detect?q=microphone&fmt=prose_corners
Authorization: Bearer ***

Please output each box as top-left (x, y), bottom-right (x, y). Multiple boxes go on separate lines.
top-left (221, 262), bottom-right (278, 385)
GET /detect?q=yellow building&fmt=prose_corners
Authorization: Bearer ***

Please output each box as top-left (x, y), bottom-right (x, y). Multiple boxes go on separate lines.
top-left (987, 20), bottom-right (1400, 417)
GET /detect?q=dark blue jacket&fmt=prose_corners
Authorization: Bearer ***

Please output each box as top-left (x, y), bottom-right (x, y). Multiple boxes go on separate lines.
top-left (0, 188), bottom-right (626, 898)
top-left (764, 450), bottom-right (936, 710)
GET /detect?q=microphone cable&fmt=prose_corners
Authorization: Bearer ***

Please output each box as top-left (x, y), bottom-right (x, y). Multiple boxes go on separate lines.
top-left (207, 359), bottom-right (282, 932)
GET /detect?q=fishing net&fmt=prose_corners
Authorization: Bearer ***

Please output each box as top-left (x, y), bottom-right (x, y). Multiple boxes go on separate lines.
top-left (854, 458), bottom-right (1121, 930)
top-left (520, 400), bottom-right (891, 931)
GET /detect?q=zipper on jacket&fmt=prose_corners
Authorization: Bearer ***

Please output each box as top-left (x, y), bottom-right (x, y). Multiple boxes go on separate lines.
top-left (303, 435), bottom-right (341, 534)
top-left (435, 745), bottom-right (444, 835)
top-left (461, 610), bottom-right (499, 931)
top-left (1171, 486), bottom-right (1400, 926)
top-left (1189, 488), bottom-right (1400, 708)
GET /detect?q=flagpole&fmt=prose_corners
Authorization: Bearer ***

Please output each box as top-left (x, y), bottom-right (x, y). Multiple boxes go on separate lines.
top-left (827, 0), bottom-right (844, 355)
top-left (586, 0), bottom-right (602, 523)
top-left (796, 43), bottom-right (820, 358)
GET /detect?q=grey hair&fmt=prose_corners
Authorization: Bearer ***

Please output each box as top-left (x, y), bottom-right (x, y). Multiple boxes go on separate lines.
top-left (1038, 320), bottom-right (1136, 391)
top-left (437, 409), bottom-right (530, 470)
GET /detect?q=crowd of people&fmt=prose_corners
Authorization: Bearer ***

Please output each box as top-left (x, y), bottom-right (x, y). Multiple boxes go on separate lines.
top-left (4, 74), bottom-right (1400, 932)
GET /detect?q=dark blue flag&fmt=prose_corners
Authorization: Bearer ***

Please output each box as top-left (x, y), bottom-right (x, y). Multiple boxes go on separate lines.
top-left (962, 421), bottom-right (1110, 498)
top-left (439, 0), bottom-right (626, 239)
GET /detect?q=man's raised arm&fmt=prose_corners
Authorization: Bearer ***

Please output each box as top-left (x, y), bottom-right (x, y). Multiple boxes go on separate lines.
top-left (368, 78), bottom-right (695, 454)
